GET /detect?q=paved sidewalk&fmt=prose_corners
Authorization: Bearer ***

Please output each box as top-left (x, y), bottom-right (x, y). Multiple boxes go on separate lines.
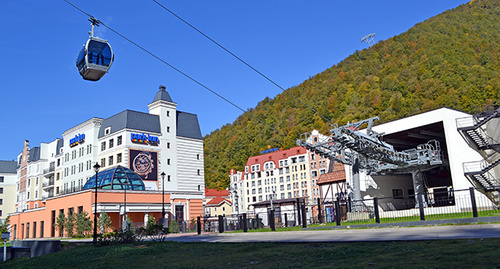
top-left (164, 223), bottom-right (500, 243)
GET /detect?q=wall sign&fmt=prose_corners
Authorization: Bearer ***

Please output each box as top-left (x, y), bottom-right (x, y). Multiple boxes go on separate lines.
top-left (129, 149), bottom-right (158, 181)
top-left (260, 148), bottom-right (279, 154)
top-left (70, 134), bottom-right (85, 147)
top-left (131, 133), bottom-right (160, 145)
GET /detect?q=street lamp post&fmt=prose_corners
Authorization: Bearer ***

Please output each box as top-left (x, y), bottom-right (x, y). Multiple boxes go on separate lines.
top-left (161, 172), bottom-right (166, 218)
top-left (92, 162), bottom-right (101, 245)
top-left (123, 180), bottom-right (128, 231)
top-left (159, 172), bottom-right (169, 228)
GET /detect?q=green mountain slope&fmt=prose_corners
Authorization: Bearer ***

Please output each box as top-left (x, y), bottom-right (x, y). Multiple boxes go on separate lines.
top-left (203, 0), bottom-right (500, 190)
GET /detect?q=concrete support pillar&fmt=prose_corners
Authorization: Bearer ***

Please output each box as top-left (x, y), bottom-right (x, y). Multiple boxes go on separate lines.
top-left (352, 157), bottom-right (362, 211)
top-left (412, 171), bottom-right (427, 208)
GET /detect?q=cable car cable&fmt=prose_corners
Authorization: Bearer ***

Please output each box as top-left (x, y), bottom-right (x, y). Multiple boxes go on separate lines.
top-left (64, 0), bottom-right (297, 145)
top-left (153, 0), bottom-right (332, 124)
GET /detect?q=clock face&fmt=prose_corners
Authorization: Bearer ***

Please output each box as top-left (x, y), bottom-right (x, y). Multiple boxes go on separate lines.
top-left (133, 152), bottom-right (153, 176)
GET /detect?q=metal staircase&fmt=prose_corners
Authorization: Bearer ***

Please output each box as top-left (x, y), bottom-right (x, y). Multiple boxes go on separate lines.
top-left (456, 103), bottom-right (500, 205)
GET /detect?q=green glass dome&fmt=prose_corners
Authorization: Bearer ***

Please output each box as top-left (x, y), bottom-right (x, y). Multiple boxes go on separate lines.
top-left (83, 166), bottom-right (146, 190)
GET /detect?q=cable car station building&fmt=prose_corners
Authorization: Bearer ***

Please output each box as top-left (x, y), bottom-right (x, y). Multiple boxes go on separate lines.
top-left (9, 86), bottom-right (205, 240)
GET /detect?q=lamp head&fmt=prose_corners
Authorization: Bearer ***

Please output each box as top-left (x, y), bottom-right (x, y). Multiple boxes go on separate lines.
top-left (93, 162), bottom-right (101, 173)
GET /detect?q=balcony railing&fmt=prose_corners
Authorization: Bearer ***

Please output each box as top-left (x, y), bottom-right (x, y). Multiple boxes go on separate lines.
top-left (42, 179), bottom-right (55, 188)
top-left (43, 166), bottom-right (55, 175)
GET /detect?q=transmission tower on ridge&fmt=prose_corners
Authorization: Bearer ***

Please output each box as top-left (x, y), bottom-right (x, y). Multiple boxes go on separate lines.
top-left (361, 33), bottom-right (376, 47)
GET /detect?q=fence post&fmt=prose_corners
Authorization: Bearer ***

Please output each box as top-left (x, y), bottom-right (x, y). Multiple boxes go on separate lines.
top-left (197, 216), bottom-right (201, 235)
top-left (284, 213), bottom-right (288, 227)
top-left (296, 198), bottom-right (302, 226)
top-left (317, 197), bottom-right (323, 223)
top-left (243, 213), bottom-right (248, 232)
top-left (335, 199), bottom-right (341, 226)
top-left (418, 193), bottom-right (425, 221)
top-left (256, 214), bottom-right (259, 229)
top-left (374, 197), bottom-right (380, 224)
top-left (301, 203), bottom-right (307, 228)
top-left (218, 215), bottom-right (224, 233)
top-left (270, 209), bottom-right (276, 231)
top-left (469, 187), bottom-right (478, 218)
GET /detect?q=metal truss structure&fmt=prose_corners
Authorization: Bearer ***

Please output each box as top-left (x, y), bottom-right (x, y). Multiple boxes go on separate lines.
top-left (297, 116), bottom-right (443, 211)
top-left (297, 116), bottom-right (442, 174)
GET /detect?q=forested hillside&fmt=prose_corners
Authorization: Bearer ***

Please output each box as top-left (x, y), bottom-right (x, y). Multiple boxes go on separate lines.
top-left (204, 0), bottom-right (500, 190)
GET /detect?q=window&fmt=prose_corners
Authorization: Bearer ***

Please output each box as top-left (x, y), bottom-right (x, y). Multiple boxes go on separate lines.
top-left (101, 142), bottom-right (106, 151)
top-left (101, 158), bottom-right (105, 167)
top-left (167, 159), bottom-right (171, 165)
top-left (392, 189), bottom-right (404, 199)
top-left (167, 142), bottom-right (170, 149)
top-left (197, 169), bottom-right (201, 175)
top-left (167, 126), bottom-right (170, 133)
top-left (117, 136), bottom-right (122, 145)
top-left (0, 187), bottom-right (3, 194)
top-left (109, 139), bottom-right (114, 148)
top-left (0, 176), bottom-right (4, 183)
top-left (108, 156), bottom-right (114, 166)
top-left (40, 221), bottom-right (44, 238)
top-left (117, 153), bottom-right (122, 163)
top-left (197, 154), bottom-right (200, 160)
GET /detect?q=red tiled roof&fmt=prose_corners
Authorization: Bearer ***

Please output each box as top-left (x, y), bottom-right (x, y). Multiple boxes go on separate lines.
top-left (205, 188), bottom-right (230, 197)
top-left (317, 162), bottom-right (346, 184)
top-left (206, 197), bottom-right (232, 206)
top-left (245, 146), bottom-right (306, 170)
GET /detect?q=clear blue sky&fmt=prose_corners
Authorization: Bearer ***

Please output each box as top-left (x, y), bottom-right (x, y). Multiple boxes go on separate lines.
top-left (0, 0), bottom-right (468, 160)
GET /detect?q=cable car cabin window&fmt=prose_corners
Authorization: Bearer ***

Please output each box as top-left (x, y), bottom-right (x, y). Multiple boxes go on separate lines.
top-left (88, 40), bottom-right (112, 66)
top-left (77, 47), bottom-right (86, 71)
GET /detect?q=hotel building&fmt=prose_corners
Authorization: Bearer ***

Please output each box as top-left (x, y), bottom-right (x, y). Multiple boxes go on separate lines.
top-left (9, 86), bottom-right (205, 240)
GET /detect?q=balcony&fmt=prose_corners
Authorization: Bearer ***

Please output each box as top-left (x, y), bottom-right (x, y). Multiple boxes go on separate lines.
top-left (43, 166), bottom-right (55, 177)
top-left (42, 179), bottom-right (55, 190)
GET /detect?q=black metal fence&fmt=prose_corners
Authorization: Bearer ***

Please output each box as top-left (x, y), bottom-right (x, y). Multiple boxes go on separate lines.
top-left (162, 187), bottom-right (499, 235)
top-left (312, 187), bottom-right (499, 226)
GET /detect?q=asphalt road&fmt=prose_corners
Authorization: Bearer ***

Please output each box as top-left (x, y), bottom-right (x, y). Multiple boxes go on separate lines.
top-left (164, 223), bottom-right (500, 243)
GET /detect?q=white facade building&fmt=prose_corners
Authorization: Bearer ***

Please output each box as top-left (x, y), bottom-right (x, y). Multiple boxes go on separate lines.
top-left (0, 161), bottom-right (18, 220)
top-left (14, 85), bottom-right (205, 221)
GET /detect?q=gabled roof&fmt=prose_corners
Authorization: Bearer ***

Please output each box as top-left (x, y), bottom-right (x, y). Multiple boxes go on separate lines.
top-left (98, 110), bottom-right (161, 138)
top-left (206, 197), bottom-right (231, 206)
top-left (205, 188), bottom-right (230, 197)
top-left (176, 111), bottom-right (202, 139)
top-left (0, 160), bottom-right (17, 173)
top-left (152, 85), bottom-right (173, 103)
top-left (245, 146), bottom-right (306, 170)
top-left (317, 162), bottom-right (346, 185)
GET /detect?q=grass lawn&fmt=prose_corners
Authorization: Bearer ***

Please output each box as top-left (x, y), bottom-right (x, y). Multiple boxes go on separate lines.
top-left (2, 238), bottom-right (500, 268)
